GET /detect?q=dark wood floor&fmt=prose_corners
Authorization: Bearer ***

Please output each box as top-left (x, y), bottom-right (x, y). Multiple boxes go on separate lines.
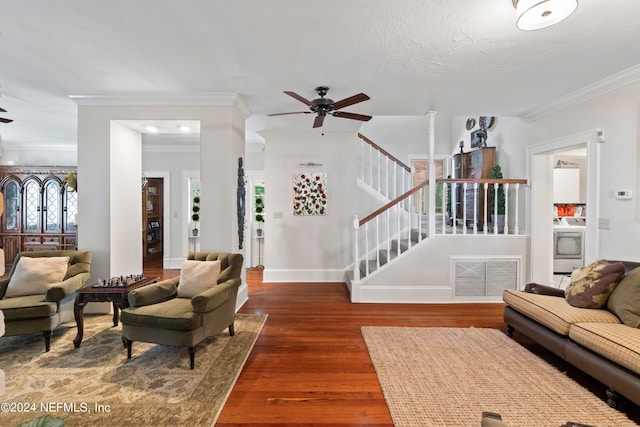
top-left (144, 262), bottom-right (640, 426)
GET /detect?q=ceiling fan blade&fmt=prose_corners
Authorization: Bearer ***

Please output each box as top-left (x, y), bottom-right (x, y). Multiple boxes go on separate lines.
top-left (0, 117), bottom-right (13, 123)
top-left (0, 107), bottom-right (7, 113)
top-left (283, 91), bottom-right (315, 107)
top-left (268, 111), bottom-right (311, 116)
top-left (332, 111), bottom-right (372, 122)
top-left (332, 93), bottom-right (370, 110)
top-left (313, 114), bottom-right (326, 128)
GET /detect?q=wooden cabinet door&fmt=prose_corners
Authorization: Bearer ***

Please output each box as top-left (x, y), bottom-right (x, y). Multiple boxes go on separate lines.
top-left (2, 179), bottom-right (21, 233)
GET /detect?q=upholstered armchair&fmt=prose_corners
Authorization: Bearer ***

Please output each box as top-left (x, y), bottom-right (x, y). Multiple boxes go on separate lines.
top-left (121, 251), bottom-right (243, 369)
top-left (0, 250), bottom-right (92, 351)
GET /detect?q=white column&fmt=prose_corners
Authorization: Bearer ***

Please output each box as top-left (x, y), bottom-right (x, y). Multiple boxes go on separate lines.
top-left (427, 111), bottom-right (437, 238)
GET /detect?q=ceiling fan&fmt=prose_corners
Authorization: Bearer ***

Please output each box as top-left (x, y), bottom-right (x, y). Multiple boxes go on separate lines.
top-left (0, 107), bottom-right (13, 124)
top-left (268, 86), bottom-right (372, 128)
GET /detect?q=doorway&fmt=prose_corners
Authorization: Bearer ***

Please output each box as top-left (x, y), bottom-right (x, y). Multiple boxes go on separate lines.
top-left (142, 177), bottom-right (164, 269)
top-left (410, 157), bottom-right (445, 214)
top-left (527, 130), bottom-right (600, 285)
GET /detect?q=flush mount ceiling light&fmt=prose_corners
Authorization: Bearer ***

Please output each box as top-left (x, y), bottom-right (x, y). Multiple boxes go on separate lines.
top-left (512, 0), bottom-right (578, 31)
top-left (145, 125), bottom-right (158, 133)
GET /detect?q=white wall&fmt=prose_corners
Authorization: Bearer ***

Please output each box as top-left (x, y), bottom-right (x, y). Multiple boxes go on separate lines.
top-left (76, 101), bottom-right (248, 285)
top-left (261, 131), bottom-right (358, 282)
top-left (0, 146), bottom-right (76, 166)
top-left (525, 81), bottom-right (640, 262)
top-left (359, 114), bottom-right (452, 163)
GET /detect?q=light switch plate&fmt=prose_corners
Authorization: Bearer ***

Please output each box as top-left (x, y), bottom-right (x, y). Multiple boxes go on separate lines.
top-left (598, 217), bottom-right (611, 230)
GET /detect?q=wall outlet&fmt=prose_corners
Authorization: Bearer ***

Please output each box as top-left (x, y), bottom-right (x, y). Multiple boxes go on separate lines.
top-left (273, 211), bottom-right (283, 219)
top-left (598, 217), bottom-right (611, 230)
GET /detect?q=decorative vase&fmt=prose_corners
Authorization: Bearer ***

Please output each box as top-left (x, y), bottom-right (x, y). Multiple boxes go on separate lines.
top-left (256, 228), bottom-right (263, 237)
top-left (192, 228), bottom-right (199, 237)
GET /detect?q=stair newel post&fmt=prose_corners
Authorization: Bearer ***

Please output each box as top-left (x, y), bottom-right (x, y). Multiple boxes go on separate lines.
top-left (452, 182), bottom-right (457, 235)
top-left (473, 182), bottom-right (479, 234)
top-left (483, 182), bottom-right (489, 235)
top-left (462, 182), bottom-right (468, 235)
top-left (375, 216), bottom-right (381, 270)
top-left (441, 181), bottom-right (447, 235)
top-left (408, 193), bottom-right (413, 250)
top-left (513, 183), bottom-right (520, 235)
top-left (417, 186), bottom-right (423, 242)
top-left (396, 203), bottom-right (402, 254)
top-left (493, 183), bottom-right (499, 235)
top-left (504, 183), bottom-right (510, 235)
top-left (353, 215), bottom-right (360, 281)
top-left (364, 221), bottom-right (370, 276)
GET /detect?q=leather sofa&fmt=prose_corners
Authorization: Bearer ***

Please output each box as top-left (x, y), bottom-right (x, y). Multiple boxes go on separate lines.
top-left (503, 261), bottom-right (640, 408)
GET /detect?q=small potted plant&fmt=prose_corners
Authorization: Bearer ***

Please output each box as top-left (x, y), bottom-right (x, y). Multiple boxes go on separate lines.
top-left (255, 196), bottom-right (264, 236)
top-left (491, 165), bottom-right (505, 231)
top-left (192, 196), bottom-right (200, 236)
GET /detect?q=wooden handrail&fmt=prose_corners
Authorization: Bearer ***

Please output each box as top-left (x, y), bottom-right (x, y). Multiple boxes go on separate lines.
top-left (357, 133), bottom-right (411, 172)
top-left (358, 177), bottom-right (528, 227)
top-left (437, 178), bottom-right (528, 185)
top-left (359, 179), bottom-right (429, 226)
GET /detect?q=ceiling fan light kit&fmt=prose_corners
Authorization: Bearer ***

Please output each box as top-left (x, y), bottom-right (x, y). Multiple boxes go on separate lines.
top-left (269, 86), bottom-right (372, 129)
top-left (512, 0), bottom-right (578, 31)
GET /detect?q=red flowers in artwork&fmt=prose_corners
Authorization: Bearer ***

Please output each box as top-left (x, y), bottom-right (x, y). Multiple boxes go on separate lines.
top-left (293, 172), bottom-right (327, 215)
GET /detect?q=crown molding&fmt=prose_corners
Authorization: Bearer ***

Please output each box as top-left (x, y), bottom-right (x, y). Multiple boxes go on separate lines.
top-left (520, 64), bottom-right (640, 122)
top-left (69, 92), bottom-right (252, 120)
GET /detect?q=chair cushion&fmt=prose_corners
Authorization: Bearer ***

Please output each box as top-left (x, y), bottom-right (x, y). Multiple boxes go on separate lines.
top-left (569, 322), bottom-right (640, 375)
top-left (607, 266), bottom-right (640, 327)
top-left (4, 256), bottom-right (69, 298)
top-left (503, 289), bottom-right (621, 335)
top-left (564, 260), bottom-right (625, 308)
top-left (0, 295), bottom-right (58, 320)
top-left (121, 298), bottom-right (201, 331)
top-left (177, 259), bottom-right (221, 298)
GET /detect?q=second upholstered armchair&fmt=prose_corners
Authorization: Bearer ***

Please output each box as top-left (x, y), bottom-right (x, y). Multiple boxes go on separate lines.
top-left (120, 251), bottom-right (243, 369)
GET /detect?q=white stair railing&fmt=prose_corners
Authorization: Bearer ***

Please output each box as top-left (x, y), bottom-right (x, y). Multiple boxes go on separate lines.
top-left (358, 133), bottom-right (412, 199)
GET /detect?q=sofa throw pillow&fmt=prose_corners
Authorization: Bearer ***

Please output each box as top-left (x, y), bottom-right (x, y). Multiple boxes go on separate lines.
top-left (564, 260), bottom-right (625, 309)
top-left (607, 266), bottom-right (640, 327)
top-left (4, 256), bottom-right (70, 298)
top-left (177, 259), bottom-right (221, 298)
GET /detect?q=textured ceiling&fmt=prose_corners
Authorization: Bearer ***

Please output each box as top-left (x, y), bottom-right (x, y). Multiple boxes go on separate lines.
top-left (0, 0), bottom-right (639, 147)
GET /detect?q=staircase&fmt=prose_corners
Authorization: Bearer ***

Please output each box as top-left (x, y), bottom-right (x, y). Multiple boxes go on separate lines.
top-left (359, 227), bottom-right (427, 277)
top-left (354, 133), bottom-right (430, 280)
top-left (352, 133), bottom-right (527, 283)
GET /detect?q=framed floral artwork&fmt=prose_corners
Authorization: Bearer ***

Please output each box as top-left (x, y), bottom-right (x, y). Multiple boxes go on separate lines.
top-left (293, 172), bottom-right (327, 216)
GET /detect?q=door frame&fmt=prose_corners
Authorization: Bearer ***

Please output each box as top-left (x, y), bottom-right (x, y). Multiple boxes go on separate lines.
top-left (526, 129), bottom-right (601, 284)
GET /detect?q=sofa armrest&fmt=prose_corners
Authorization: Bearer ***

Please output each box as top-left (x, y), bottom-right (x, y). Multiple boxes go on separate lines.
top-left (191, 278), bottom-right (240, 313)
top-left (0, 277), bottom-right (9, 299)
top-left (524, 282), bottom-right (565, 297)
top-left (128, 277), bottom-right (178, 307)
top-left (45, 272), bottom-right (91, 302)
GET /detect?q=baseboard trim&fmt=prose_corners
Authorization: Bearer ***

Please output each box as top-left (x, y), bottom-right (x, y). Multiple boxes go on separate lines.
top-left (263, 268), bottom-right (347, 283)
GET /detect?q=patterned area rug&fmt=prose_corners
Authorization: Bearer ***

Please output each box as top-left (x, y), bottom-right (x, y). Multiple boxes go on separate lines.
top-left (362, 327), bottom-right (636, 427)
top-left (0, 313), bottom-right (266, 426)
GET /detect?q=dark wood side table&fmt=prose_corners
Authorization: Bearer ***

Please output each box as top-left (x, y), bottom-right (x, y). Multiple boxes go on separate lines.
top-left (73, 276), bottom-right (158, 348)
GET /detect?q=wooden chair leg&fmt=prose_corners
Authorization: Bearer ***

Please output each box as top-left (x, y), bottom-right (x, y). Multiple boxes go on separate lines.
top-left (43, 330), bottom-right (52, 352)
top-left (228, 322), bottom-right (235, 336)
top-left (188, 346), bottom-right (195, 369)
top-left (125, 339), bottom-right (133, 359)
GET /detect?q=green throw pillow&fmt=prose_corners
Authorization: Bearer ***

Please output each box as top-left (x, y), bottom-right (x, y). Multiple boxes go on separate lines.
top-left (608, 266), bottom-right (640, 327)
top-left (564, 260), bottom-right (625, 309)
